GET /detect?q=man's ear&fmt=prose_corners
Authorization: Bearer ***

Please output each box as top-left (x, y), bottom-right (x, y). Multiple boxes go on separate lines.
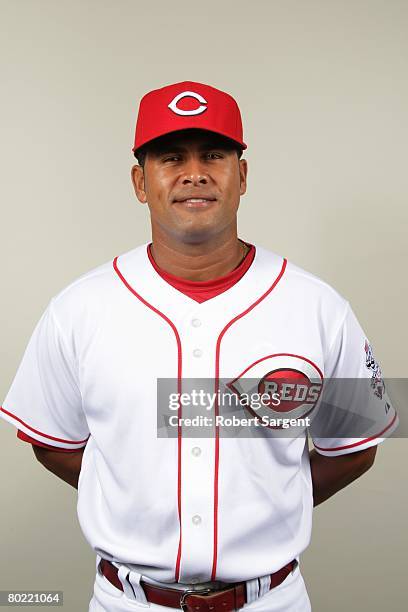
top-left (131, 164), bottom-right (147, 203)
top-left (239, 158), bottom-right (248, 196)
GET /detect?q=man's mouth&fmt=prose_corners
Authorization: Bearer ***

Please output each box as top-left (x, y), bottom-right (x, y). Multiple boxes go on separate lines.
top-left (173, 197), bottom-right (217, 208)
top-left (174, 198), bottom-right (216, 203)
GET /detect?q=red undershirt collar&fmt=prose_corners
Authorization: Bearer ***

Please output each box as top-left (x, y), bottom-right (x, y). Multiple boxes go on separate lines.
top-left (147, 240), bottom-right (256, 303)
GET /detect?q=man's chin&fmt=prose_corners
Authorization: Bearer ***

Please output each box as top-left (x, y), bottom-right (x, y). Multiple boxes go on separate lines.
top-left (171, 224), bottom-right (224, 246)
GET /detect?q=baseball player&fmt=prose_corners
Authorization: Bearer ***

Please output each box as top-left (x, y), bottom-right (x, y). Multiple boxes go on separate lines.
top-left (1, 81), bottom-right (399, 612)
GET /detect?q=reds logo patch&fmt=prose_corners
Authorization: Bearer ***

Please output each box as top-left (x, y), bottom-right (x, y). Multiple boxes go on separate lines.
top-left (227, 354), bottom-right (323, 428)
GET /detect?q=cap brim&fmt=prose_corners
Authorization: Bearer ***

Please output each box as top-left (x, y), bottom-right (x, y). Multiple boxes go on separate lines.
top-left (133, 126), bottom-right (247, 155)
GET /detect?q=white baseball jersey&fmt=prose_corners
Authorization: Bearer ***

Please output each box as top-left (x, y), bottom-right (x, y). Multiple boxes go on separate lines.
top-left (1, 242), bottom-right (398, 585)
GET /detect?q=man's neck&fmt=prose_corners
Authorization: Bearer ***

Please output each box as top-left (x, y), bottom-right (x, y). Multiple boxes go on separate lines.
top-left (149, 233), bottom-right (248, 282)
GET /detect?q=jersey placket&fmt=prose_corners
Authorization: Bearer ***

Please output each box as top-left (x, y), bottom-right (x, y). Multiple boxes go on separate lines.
top-left (176, 308), bottom-right (219, 583)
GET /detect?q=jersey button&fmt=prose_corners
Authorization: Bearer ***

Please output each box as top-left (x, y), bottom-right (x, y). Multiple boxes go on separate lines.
top-left (193, 348), bottom-right (203, 358)
top-left (191, 446), bottom-right (201, 457)
top-left (191, 318), bottom-right (202, 327)
top-left (192, 515), bottom-right (202, 525)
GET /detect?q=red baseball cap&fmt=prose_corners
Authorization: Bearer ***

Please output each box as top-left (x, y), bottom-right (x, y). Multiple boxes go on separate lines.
top-left (132, 80), bottom-right (247, 154)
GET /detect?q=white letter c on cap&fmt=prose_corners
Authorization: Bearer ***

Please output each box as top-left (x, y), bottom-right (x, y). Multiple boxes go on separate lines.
top-left (168, 91), bottom-right (207, 116)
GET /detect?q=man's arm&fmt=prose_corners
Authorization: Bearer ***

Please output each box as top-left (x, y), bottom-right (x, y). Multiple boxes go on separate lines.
top-left (309, 445), bottom-right (377, 507)
top-left (32, 445), bottom-right (85, 489)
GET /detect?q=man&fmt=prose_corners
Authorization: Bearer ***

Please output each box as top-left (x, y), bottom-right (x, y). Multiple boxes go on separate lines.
top-left (1, 81), bottom-right (398, 611)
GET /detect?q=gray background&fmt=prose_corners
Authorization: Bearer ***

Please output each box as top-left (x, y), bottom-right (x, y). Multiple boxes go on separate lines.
top-left (1, 0), bottom-right (406, 610)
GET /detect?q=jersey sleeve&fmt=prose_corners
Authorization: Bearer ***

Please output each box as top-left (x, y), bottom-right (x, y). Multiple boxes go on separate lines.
top-left (16, 428), bottom-right (81, 452)
top-left (310, 302), bottom-right (399, 456)
top-left (1, 299), bottom-right (90, 450)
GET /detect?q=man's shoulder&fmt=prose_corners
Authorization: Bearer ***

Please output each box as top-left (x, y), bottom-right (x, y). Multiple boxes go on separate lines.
top-left (255, 243), bottom-right (349, 310)
top-left (49, 243), bottom-right (148, 314)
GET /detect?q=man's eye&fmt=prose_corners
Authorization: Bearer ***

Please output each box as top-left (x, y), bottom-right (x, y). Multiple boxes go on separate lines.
top-left (163, 155), bottom-right (181, 162)
top-left (206, 152), bottom-right (222, 159)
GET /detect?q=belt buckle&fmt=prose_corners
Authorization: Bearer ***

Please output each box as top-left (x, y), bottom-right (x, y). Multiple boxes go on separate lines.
top-left (180, 587), bottom-right (212, 611)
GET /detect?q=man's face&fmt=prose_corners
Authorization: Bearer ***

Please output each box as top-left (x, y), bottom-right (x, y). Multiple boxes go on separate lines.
top-left (131, 129), bottom-right (248, 244)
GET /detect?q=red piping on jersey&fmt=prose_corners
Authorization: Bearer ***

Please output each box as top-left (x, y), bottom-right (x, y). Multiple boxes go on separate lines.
top-left (0, 406), bottom-right (90, 444)
top-left (210, 257), bottom-right (288, 581)
top-left (313, 411), bottom-right (398, 451)
top-left (17, 429), bottom-right (85, 452)
top-left (112, 256), bottom-right (184, 582)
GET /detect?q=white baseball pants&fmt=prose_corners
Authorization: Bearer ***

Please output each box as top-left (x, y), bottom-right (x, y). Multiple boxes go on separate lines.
top-left (88, 555), bottom-right (312, 611)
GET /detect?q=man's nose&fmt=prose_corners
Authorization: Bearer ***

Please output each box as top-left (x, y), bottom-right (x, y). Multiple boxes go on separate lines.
top-left (181, 158), bottom-right (209, 185)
